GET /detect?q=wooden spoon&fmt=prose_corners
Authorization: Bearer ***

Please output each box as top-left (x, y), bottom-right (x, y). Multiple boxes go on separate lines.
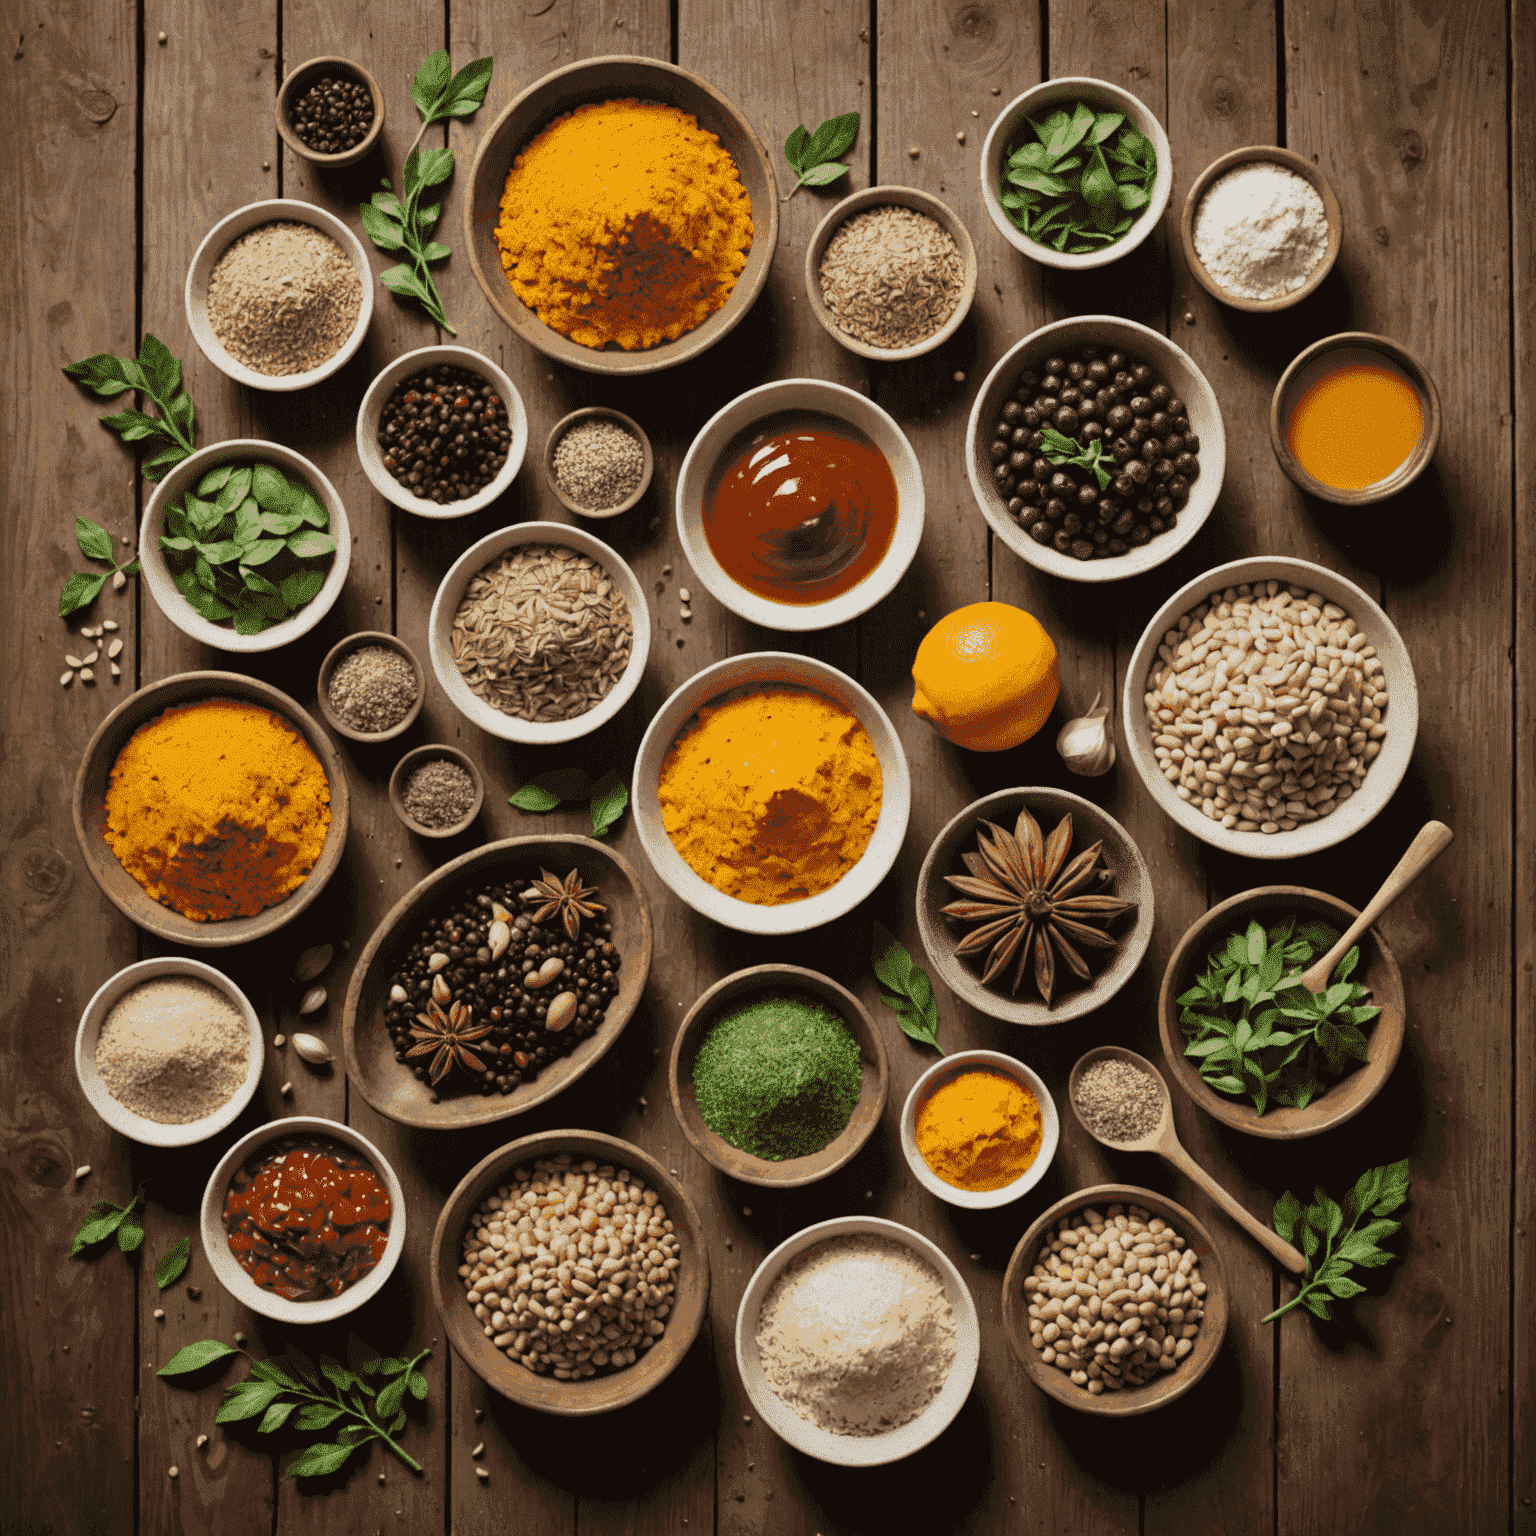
top-left (1295, 820), bottom-right (1453, 992)
top-left (1068, 1045), bottom-right (1307, 1275)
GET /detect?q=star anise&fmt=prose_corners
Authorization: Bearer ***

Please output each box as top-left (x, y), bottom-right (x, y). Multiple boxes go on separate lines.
top-left (521, 866), bottom-right (605, 941)
top-left (406, 998), bottom-right (493, 1086)
top-left (941, 808), bottom-right (1137, 1005)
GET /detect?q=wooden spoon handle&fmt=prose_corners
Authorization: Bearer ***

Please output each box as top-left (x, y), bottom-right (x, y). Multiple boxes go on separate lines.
top-left (1159, 1139), bottom-right (1308, 1274)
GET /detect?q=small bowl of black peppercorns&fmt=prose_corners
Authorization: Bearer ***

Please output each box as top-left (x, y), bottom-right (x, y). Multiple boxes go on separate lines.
top-left (966, 315), bottom-right (1225, 583)
top-left (276, 57), bottom-right (385, 168)
top-left (357, 345), bottom-right (528, 519)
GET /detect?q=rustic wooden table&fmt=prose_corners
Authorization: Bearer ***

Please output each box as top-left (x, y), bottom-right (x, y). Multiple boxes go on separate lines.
top-left (5, 2), bottom-right (1532, 1532)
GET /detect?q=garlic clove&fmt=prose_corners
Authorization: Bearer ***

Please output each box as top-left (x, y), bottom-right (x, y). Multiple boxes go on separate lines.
top-left (1056, 691), bottom-right (1117, 777)
top-left (297, 986), bottom-right (327, 1015)
top-left (488, 921), bottom-right (510, 961)
top-left (291, 1032), bottom-right (333, 1066)
top-left (292, 943), bottom-right (333, 985)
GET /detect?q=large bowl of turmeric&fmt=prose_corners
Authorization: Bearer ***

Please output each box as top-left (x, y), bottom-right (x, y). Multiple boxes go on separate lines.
top-left (464, 56), bottom-right (778, 376)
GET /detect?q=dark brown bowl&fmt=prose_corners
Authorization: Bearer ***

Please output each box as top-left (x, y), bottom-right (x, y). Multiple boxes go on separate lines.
top-left (1002, 1184), bottom-right (1229, 1416)
top-left (1157, 886), bottom-right (1405, 1139)
top-left (668, 965), bottom-right (888, 1189)
top-left (544, 407), bottom-right (655, 519)
top-left (72, 671), bottom-right (350, 947)
top-left (315, 630), bottom-right (424, 745)
top-left (432, 1129), bottom-right (710, 1415)
top-left (387, 744), bottom-right (484, 839)
top-left (463, 55), bottom-right (777, 376)
top-left (343, 835), bottom-right (653, 1130)
top-left (275, 56), bottom-right (385, 169)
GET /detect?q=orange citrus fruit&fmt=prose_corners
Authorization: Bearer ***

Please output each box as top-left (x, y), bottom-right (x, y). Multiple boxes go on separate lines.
top-left (910, 602), bottom-right (1061, 751)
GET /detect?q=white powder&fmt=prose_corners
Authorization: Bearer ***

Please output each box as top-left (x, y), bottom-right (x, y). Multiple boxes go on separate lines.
top-left (1192, 161), bottom-right (1329, 300)
top-left (755, 1235), bottom-right (957, 1436)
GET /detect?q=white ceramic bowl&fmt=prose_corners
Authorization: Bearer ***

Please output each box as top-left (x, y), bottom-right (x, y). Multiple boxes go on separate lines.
top-left (632, 652), bottom-right (912, 936)
top-left (967, 315), bottom-right (1224, 584)
top-left (900, 1049), bottom-right (1060, 1210)
top-left (356, 345), bottom-right (528, 519)
top-left (75, 958), bottom-right (264, 1148)
top-left (676, 379), bottom-right (925, 632)
top-left (185, 198), bottom-right (374, 391)
top-left (428, 522), bottom-right (651, 745)
top-left (139, 440), bottom-right (350, 653)
top-left (735, 1215), bottom-right (981, 1466)
top-left (1122, 556), bottom-right (1420, 859)
top-left (200, 1115), bottom-right (407, 1325)
top-left (980, 77), bottom-right (1173, 270)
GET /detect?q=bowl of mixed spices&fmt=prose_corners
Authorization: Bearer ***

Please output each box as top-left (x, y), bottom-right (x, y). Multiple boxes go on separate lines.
top-left (545, 408), bottom-right (654, 519)
top-left (275, 56), bottom-right (385, 168)
top-left (389, 745), bottom-right (484, 839)
top-left (316, 631), bottom-right (424, 744)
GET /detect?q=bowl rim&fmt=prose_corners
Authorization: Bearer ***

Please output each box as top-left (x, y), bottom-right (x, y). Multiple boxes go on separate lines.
top-left (75, 957), bottom-right (265, 1147)
top-left (199, 1114), bottom-right (407, 1324)
top-left (387, 743), bottom-right (485, 839)
top-left (274, 55), bottom-right (386, 168)
top-left (315, 630), bottom-right (425, 744)
top-left (543, 406), bottom-right (655, 520)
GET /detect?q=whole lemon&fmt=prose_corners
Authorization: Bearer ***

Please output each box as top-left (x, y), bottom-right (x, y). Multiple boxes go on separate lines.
top-left (911, 602), bottom-right (1061, 751)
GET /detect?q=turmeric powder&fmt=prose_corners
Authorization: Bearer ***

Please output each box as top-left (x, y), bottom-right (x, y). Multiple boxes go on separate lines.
top-left (656, 686), bottom-right (881, 905)
top-left (104, 700), bottom-right (331, 922)
top-left (495, 99), bottom-right (753, 352)
top-left (915, 1069), bottom-right (1042, 1191)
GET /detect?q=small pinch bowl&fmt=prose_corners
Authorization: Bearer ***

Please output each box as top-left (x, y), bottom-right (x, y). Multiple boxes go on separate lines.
top-left (735, 1215), bottom-right (981, 1466)
top-left (676, 378), bottom-right (925, 632)
top-left (315, 630), bottom-right (425, 746)
top-left (1158, 885), bottom-right (1405, 1138)
top-left (185, 198), bottom-right (374, 392)
top-left (1002, 1184), bottom-right (1229, 1416)
top-left (201, 1115), bottom-right (407, 1325)
top-left (388, 744), bottom-right (485, 840)
top-left (274, 56), bottom-right (386, 169)
top-left (669, 965), bottom-right (889, 1188)
top-left (432, 1129), bottom-right (711, 1415)
top-left (76, 958), bottom-right (264, 1147)
top-left (356, 345), bottom-right (528, 519)
top-left (915, 786), bottom-right (1154, 1027)
top-left (544, 407), bottom-right (655, 520)
top-left (632, 652), bottom-right (912, 937)
top-left (900, 1048), bottom-right (1059, 1210)
top-left (72, 670), bottom-right (350, 947)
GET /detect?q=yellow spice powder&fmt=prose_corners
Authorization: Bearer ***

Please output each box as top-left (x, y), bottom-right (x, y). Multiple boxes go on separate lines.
top-left (915, 1069), bottom-right (1042, 1191)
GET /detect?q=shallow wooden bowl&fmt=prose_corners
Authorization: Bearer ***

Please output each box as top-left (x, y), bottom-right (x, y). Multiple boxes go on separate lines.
top-left (668, 965), bottom-right (888, 1188)
top-left (544, 407), bottom-right (654, 520)
top-left (387, 745), bottom-right (484, 839)
top-left (431, 1129), bottom-right (710, 1415)
top-left (1157, 886), bottom-right (1405, 1139)
top-left (1002, 1184), bottom-right (1229, 1416)
top-left (342, 835), bottom-right (653, 1130)
top-left (274, 55), bottom-right (386, 169)
top-left (315, 630), bottom-right (425, 745)
top-left (463, 55), bottom-right (778, 376)
top-left (72, 671), bottom-right (350, 947)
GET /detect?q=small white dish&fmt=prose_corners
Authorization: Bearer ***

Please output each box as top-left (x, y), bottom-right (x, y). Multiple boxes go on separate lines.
top-left (675, 379), bottom-right (925, 632)
top-left (428, 522), bottom-right (651, 746)
top-left (735, 1215), bottom-right (981, 1467)
top-left (356, 345), bottom-right (528, 519)
top-left (632, 652), bottom-right (912, 937)
top-left (200, 1115), bottom-right (407, 1325)
top-left (76, 958), bottom-right (264, 1148)
top-left (185, 198), bottom-right (373, 392)
top-left (900, 1049), bottom-right (1060, 1210)
top-left (139, 440), bottom-right (350, 654)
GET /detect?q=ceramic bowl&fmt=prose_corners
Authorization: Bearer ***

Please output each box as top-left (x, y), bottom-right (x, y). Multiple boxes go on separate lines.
top-left (1270, 332), bottom-right (1441, 506)
top-left (668, 965), bottom-right (889, 1188)
top-left (463, 55), bottom-right (777, 376)
top-left (76, 958), bottom-right (264, 1147)
top-left (980, 77), bottom-right (1173, 270)
top-left (544, 408), bottom-right (654, 520)
top-left (1121, 556), bottom-right (1419, 859)
top-left (274, 56), bottom-right (386, 168)
top-left (139, 440), bottom-right (351, 653)
top-left (1180, 146), bottom-right (1342, 313)
top-left (966, 315), bottom-right (1224, 583)
top-left (735, 1215), bottom-right (981, 1466)
top-left (428, 522), bottom-right (651, 746)
top-left (342, 835), bottom-right (653, 1131)
top-left (356, 345), bottom-right (528, 519)
top-left (72, 670), bottom-right (350, 947)
top-left (431, 1129), bottom-right (711, 1414)
top-left (388, 744), bottom-right (484, 839)
top-left (1158, 885), bottom-right (1406, 1138)
top-left (632, 652), bottom-right (912, 936)
top-left (315, 630), bottom-right (424, 745)
top-left (915, 787), bottom-right (1154, 1026)
top-left (804, 186), bottom-right (978, 361)
top-left (185, 199), bottom-right (373, 391)
top-left (675, 378), bottom-right (925, 632)
top-left (1002, 1184), bottom-right (1228, 1415)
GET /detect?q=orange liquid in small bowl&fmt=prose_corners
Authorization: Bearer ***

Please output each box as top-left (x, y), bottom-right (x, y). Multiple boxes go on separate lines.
top-left (1286, 362), bottom-right (1423, 491)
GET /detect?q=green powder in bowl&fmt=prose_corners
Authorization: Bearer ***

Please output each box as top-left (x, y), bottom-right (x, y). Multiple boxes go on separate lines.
top-left (692, 993), bottom-right (862, 1161)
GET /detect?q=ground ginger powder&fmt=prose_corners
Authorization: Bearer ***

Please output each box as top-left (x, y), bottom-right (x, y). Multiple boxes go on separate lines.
top-left (657, 686), bottom-right (882, 905)
top-left (915, 1069), bottom-right (1042, 1191)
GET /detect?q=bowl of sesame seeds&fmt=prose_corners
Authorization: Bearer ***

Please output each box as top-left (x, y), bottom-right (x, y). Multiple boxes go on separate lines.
top-left (544, 408), bottom-right (654, 519)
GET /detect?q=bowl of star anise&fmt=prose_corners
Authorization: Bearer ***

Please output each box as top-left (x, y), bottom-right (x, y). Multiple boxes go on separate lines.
top-left (916, 787), bottom-right (1154, 1025)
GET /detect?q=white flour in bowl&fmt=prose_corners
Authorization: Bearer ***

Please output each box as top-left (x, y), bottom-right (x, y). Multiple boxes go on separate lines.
top-left (1193, 161), bottom-right (1329, 300)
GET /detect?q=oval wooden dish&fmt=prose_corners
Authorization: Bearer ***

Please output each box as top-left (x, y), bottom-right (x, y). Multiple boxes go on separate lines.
top-left (72, 671), bottom-right (350, 947)
top-left (1157, 885), bottom-right (1405, 1139)
top-left (668, 964), bottom-right (888, 1189)
top-left (342, 835), bottom-right (653, 1131)
top-left (544, 407), bottom-right (655, 520)
top-left (463, 55), bottom-right (778, 376)
top-left (315, 630), bottom-right (425, 745)
top-left (274, 55), bottom-right (386, 169)
top-left (431, 1129), bottom-right (711, 1415)
top-left (387, 744), bottom-right (484, 839)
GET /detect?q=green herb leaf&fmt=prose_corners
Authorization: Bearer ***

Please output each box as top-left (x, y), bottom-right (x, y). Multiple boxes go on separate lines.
top-left (64, 351), bottom-right (145, 397)
top-left (406, 1369), bottom-right (430, 1401)
top-left (155, 1237), bottom-right (191, 1290)
top-left (1089, 111), bottom-right (1125, 144)
top-left (71, 1191), bottom-right (142, 1255)
top-left (782, 111), bottom-right (860, 199)
top-left (359, 202), bottom-right (406, 251)
top-left (259, 1400), bottom-right (299, 1434)
top-left (589, 770), bottom-right (628, 838)
top-left (379, 264), bottom-right (430, 301)
top-left (293, 1402), bottom-right (345, 1432)
top-left (287, 1440), bottom-right (358, 1480)
top-left (438, 56), bottom-right (494, 119)
top-left (249, 463), bottom-right (292, 510)
top-left (232, 598), bottom-right (268, 637)
top-left (286, 530), bottom-right (336, 560)
top-left (141, 443), bottom-right (190, 481)
top-left (784, 124), bottom-right (809, 173)
top-left (509, 768), bottom-right (592, 812)
top-left (409, 49), bottom-right (453, 116)
top-left (280, 569), bottom-right (325, 610)
top-left (158, 1340), bottom-right (240, 1377)
top-left (872, 920), bottom-right (943, 1054)
top-left (58, 571), bottom-right (108, 618)
top-left (100, 406), bottom-right (169, 442)
top-left (76, 516), bottom-right (116, 562)
top-left (374, 1375), bottom-right (408, 1421)
top-left (216, 1380), bottom-right (285, 1423)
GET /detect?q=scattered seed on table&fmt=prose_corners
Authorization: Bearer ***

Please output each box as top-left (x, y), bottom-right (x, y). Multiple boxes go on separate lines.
top-left (280, 1081), bottom-right (292, 1096)
top-left (679, 587), bottom-right (691, 603)
top-left (59, 672), bottom-right (72, 687)
top-left (79, 669), bottom-right (94, 684)
top-left (103, 619), bottom-right (119, 631)
top-left (65, 654), bottom-right (83, 668)
top-left (74, 1165), bottom-right (90, 1181)
top-left (168, 1467), bottom-right (178, 1479)
top-left (273, 1034), bottom-right (285, 1048)
top-left (476, 1467), bottom-right (489, 1483)
top-left (196, 1435), bottom-right (208, 1449)
top-left (113, 570), bottom-right (126, 590)
top-left (154, 1309), bottom-right (164, 1320)
top-left (471, 1443), bottom-right (484, 1459)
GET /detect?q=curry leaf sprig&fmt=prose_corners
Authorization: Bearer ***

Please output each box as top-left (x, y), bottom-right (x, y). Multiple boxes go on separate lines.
top-left (508, 768), bottom-right (629, 838)
top-left (782, 112), bottom-right (860, 199)
top-left (60, 515), bottom-right (140, 618)
top-left (63, 334), bottom-right (197, 481)
top-left (1040, 425), bottom-right (1116, 491)
top-left (872, 921), bottom-right (943, 1054)
top-left (71, 1189), bottom-right (145, 1256)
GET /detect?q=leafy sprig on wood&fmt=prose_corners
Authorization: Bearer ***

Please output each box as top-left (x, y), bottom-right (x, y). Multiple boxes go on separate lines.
top-left (59, 515), bottom-right (140, 618)
top-left (782, 112), bottom-right (860, 199)
top-left (63, 335), bottom-right (197, 481)
top-left (508, 768), bottom-right (630, 838)
top-left (71, 1189), bottom-right (145, 1256)
top-left (872, 921), bottom-right (943, 1053)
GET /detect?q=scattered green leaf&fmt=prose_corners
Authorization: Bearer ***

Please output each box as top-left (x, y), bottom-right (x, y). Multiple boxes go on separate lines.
top-left (158, 1339), bottom-right (240, 1376)
top-left (59, 514), bottom-right (139, 618)
top-left (871, 920), bottom-right (943, 1054)
top-left (509, 767), bottom-right (628, 835)
top-left (71, 1190), bottom-right (143, 1257)
top-left (782, 111), bottom-right (860, 199)
top-left (589, 769), bottom-right (629, 838)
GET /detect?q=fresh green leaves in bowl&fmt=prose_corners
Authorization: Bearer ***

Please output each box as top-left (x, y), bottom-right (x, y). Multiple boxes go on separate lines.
top-left (1000, 102), bottom-right (1157, 255)
top-left (158, 461), bottom-right (336, 636)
